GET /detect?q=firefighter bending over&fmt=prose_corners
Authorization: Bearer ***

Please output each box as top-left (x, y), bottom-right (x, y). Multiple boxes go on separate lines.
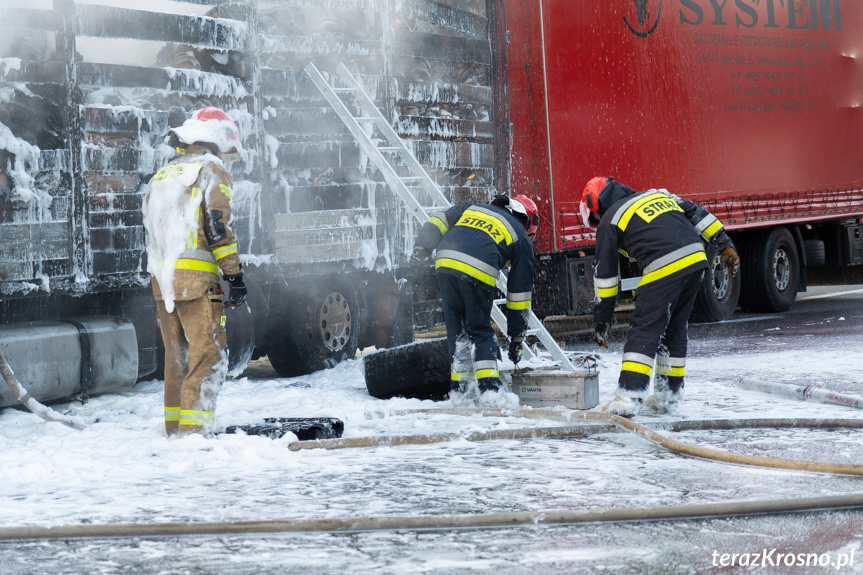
top-left (580, 177), bottom-right (739, 417)
top-left (410, 194), bottom-right (539, 401)
top-left (143, 107), bottom-right (247, 436)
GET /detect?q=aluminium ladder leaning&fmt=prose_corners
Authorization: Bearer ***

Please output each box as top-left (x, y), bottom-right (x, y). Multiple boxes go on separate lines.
top-left (304, 62), bottom-right (576, 371)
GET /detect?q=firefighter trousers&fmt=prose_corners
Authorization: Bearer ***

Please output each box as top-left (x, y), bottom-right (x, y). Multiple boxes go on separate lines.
top-left (156, 289), bottom-right (227, 436)
top-left (618, 269), bottom-right (704, 398)
top-left (436, 272), bottom-right (502, 392)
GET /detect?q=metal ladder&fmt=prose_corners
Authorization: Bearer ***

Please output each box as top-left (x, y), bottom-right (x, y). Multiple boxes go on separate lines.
top-left (305, 62), bottom-right (576, 371)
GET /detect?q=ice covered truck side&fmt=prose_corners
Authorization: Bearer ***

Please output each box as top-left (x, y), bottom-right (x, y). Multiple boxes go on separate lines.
top-left (503, 0), bottom-right (863, 321)
top-left (0, 0), bottom-right (501, 406)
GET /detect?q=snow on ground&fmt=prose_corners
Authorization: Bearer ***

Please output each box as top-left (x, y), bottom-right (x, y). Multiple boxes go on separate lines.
top-left (0, 288), bottom-right (861, 573)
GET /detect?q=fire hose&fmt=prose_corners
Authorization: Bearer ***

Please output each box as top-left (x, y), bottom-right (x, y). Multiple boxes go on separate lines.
top-left (0, 350), bottom-right (85, 431)
top-left (289, 408), bottom-right (863, 476)
top-left (2, 493), bottom-right (863, 541)
top-left (4, 399), bottom-right (863, 540)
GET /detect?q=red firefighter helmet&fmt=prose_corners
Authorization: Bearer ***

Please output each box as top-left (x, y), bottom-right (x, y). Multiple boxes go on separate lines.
top-left (579, 176), bottom-right (610, 230)
top-left (167, 106), bottom-right (242, 156)
top-left (510, 194), bottom-right (540, 237)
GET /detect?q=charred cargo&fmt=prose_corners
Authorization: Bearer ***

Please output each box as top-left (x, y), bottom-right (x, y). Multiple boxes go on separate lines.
top-left (0, 0), bottom-right (500, 404)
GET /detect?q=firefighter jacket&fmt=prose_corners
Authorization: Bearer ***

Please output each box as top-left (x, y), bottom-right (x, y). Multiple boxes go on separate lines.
top-left (143, 144), bottom-right (242, 307)
top-left (593, 188), bottom-right (733, 325)
top-left (414, 201), bottom-right (535, 338)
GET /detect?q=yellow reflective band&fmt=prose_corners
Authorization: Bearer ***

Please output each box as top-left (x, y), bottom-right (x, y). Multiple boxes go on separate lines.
top-left (435, 258), bottom-right (497, 287)
top-left (153, 163), bottom-right (202, 182)
top-left (639, 252), bottom-right (707, 287)
top-left (451, 371), bottom-right (473, 382)
top-left (213, 243), bottom-right (238, 260)
top-left (618, 193), bottom-right (674, 231)
top-left (656, 358), bottom-right (686, 377)
top-left (180, 410), bottom-right (213, 426)
top-left (622, 361), bottom-right (653, 376)
top-left (220, 315), bottom-right (226, 327)
top-left (456, 209), bottom-right (513, 245)
top-left (703, 220), bottom-right (724, 239)
top-left (165, 407), bottom-right (181, 422)
top-left (219, 183), bottom-right (232, 199)
top-left (430, 216), bottom-right (448, 236)
top-left (597, 286), bottom-right (619, 299)
top-left (476, 368), bottom-right (499, 379)
top-left (176, 258), bottom-right (220, 274)
top-left (506, 300), bottom-right (531, 310)
top-left (188, 205), bottom-right (201, 249)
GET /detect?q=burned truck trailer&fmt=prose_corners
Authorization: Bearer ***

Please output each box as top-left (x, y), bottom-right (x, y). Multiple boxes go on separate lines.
top-left (0, 0), bottom-right (500, 405)
top-left (504, 0), bottom-right (863, 321)
top-left (4, 0), bottom-right (858, 408)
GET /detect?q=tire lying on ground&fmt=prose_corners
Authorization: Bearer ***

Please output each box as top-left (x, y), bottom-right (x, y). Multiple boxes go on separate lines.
top-left (363, 337), bottom-right (450, 400)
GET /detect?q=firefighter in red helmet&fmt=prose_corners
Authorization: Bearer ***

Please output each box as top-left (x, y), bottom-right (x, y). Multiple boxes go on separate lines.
top-left (580, 177), bottom-right (739, 417)
top-left (143, 106), bottom-right (246, 436)
top-left (410, 194), bottom-right (539, 403)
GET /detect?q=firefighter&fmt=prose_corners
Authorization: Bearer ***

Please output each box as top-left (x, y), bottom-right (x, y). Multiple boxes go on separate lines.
top-left (142, 107), bottom-right (246, 436)
top-left (410, 194), bottom-right (540, 399)
top-left (579, 177), bottom-right (739, 417)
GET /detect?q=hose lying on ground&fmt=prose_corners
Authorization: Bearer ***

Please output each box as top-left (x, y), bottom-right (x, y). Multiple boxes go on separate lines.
top-left (736, 377), bottom-right (863, 410)
top-left (0, 350), bottom-right (85, 431)
top-left (290, 408), bottom-right (863, 476)
top-left (2, 493), bottom-right (863, 541)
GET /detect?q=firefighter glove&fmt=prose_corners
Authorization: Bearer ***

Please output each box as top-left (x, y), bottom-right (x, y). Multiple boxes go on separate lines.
top-left (409, 246), bottom-right (429, 268)
top-left (224, 274), bottom-right (247, 307)
top-left (720, 246), bottom-right (740, 276)
top-left (508, 337), bottom-right (524, 365)
top-left (594, 322), bottom-right (610, 348)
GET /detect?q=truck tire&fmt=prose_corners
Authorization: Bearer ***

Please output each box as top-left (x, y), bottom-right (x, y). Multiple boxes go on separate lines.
top-left (739, 227), bottom-right (799, 313)
top-left (363, 337), bottom-right (451, 400)
top-left (804, 239), bottom-right (826, 268)
top-left (691, 241), bottom-right (741, 322)
top-left (268, 280), bottom-right (360, 377)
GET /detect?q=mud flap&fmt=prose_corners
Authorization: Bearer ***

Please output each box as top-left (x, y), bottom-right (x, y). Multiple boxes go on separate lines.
top-left (223, 417), bottom-right (344, 440)
top-left (225, 302), bottom-right (254, 378)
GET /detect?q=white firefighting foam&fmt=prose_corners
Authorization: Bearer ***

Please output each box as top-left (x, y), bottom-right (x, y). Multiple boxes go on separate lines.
top-left (142, 154), bottom-right (226, 312)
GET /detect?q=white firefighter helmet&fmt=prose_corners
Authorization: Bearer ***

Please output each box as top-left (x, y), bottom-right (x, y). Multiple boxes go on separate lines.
top-left (166, 107), bottom-right (243, 156)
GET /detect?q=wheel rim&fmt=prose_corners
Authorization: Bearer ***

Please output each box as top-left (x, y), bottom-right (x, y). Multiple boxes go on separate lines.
top-left (772, 247), bottom-right (791, 291)
top-left (710, 252), bottom-right (730, 301)
top-left (310, 291), bottom-right (353, 354)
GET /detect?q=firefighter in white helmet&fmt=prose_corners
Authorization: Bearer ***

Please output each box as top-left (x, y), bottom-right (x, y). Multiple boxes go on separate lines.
top-left (580, 177), bottom-right (739, 417)
top-left (142, 107), bottom-right (246, 436)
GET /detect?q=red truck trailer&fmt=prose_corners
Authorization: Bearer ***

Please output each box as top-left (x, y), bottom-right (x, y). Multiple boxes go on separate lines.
top-left (501, 0), bottom-right (863, 321)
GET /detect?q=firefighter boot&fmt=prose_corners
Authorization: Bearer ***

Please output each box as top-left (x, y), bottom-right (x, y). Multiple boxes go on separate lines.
top-left (477, 376), bottom-right (505, 393)
top-left (599, 387), bottom-right (647, 418)
top-left (644, 378), bottom-right (684, 414)
top-left (644, 353), bottom-right (684, 414)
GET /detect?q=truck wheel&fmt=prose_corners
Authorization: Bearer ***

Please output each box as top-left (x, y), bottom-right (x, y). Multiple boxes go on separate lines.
top-left (691, 241), bottom-right (741, 322)
top-left (363, 337), bottom-right (451, 400)
top-left (739, 227), bottom-right (799, 313)
top-left (804, 239), bottom-right (826, 268)
top-left (268, 280), bottom-right (360, 377)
